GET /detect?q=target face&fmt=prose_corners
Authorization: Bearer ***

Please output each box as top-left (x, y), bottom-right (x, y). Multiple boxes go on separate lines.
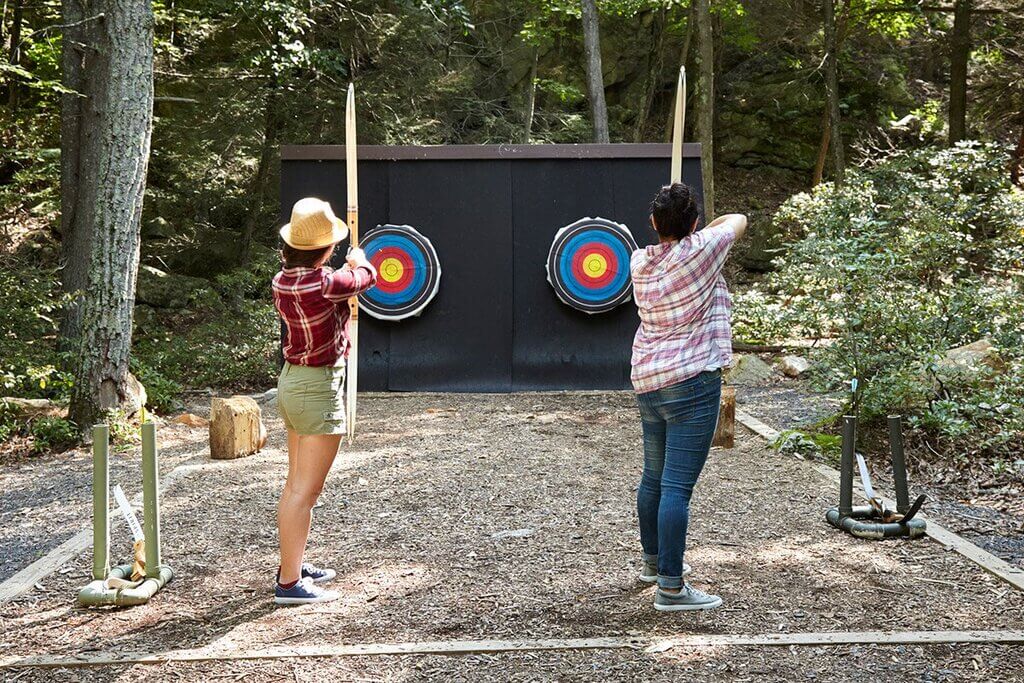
top-left (546, 217), bottom-right (638, 314)
top-left (359, 225), bottom-right (441, 321)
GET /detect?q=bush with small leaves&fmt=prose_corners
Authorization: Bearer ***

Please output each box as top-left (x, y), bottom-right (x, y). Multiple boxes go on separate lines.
top-left (30, 417), bottom-right (78, 454)
top-left (738, 143), bottom-right (1024, 461)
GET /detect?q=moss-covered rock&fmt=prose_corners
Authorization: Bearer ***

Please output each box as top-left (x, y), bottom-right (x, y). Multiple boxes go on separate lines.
top-left (136, 265), bottom-right (216, 309)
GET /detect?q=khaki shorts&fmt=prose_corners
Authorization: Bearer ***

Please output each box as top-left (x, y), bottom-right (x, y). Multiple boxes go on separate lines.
top-left (277, 362), bottom-right (347, 435)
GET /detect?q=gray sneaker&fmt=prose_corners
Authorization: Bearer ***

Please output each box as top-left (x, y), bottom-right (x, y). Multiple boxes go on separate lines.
top-left (654, 584), bottom-right (722, 612)
top-left (639, 558), bottom-right (692, 583)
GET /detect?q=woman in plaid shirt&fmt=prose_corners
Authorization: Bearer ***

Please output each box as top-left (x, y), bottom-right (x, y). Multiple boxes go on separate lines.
top-left (630, 183), bottom-right (747, 612)
top-left (271, 198), bottom-right (377, 605)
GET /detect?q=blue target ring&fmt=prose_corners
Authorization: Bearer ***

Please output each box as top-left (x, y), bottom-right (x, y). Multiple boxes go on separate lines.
top-left (557, 230), bottom-right (632, 304)
top-left (547, 217), bottom-right (638, 314)
top-left (359, 225), bottom-right (441, 321)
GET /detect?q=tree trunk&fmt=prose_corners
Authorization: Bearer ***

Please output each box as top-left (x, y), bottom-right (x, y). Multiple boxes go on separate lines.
top-left (6, 0), bottom-right (23, 107)
top-left (521, 45), bottom-right (538, 144)
top-left (59, 0), bottom-right (96, 348)
top-left (948, 0), bottom-right (971, 145)
top-left (823, 0), bottom-right (845, 185)
top-left (240, 80), bottom-right (280, 263)
top-left (664, 2), bottom-right (696, 141)
top-left (694, 0), bottom-right (714, 217)
top-left (65, 0), bottom-right (155, 429)
top-left (633, 7), bottom-right (666, 143)
top-left (580, 0), bottom-right (609, 143)
top-left (812, 106), bottom-right (831, 186)
top-left (1011, 122), bottom-right (1024, 188)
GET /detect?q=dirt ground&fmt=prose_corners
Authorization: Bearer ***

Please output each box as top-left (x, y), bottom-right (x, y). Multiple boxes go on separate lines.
top-left (2, 392), bottom-right (1024, 681)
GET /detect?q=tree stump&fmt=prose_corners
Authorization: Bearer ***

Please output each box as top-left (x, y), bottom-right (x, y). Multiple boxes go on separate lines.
top-left (209, 397), bottom-right (265, 459)
top-left (713, 386), bottom-right (736, 448)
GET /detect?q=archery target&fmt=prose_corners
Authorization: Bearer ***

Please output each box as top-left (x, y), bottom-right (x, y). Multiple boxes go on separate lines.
top-left (546, 217), bottom-right (638, 314)
top-left (359, 225), bottom-right (441, 321)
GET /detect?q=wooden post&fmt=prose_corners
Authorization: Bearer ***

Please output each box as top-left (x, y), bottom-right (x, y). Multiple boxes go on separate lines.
top-left (713, 386), bottom-right (735, 448)
top-left (91, 425), bottom-right (109, 581)
top-left (141, 422), bottom-right (161, 578)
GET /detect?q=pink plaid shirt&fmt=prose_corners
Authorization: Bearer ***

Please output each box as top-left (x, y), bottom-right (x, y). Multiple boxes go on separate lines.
top-left (630, 225), bottom-right (736, 394)
top-left (273, 264), bottom-right (377, 367)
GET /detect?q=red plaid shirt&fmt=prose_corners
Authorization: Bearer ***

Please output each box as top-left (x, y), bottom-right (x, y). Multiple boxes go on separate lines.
top-left (273, 265), bottom-right (377, 367)
top-left (630, 225), bottom-right (736, 394)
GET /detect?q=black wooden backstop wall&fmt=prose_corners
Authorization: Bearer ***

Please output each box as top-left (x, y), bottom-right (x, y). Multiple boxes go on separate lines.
top-left (279, 144), bottom-right (704, 392)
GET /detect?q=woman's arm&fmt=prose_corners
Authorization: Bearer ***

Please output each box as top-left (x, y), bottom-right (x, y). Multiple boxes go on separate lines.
top-left (322, 248), bottom-right (377, 302)
top-left (704, 213), bottom-right (748, 240)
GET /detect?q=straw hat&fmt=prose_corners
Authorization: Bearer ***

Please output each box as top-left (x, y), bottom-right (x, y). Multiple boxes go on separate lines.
top-left (279, 197), bottom-right (349, 250)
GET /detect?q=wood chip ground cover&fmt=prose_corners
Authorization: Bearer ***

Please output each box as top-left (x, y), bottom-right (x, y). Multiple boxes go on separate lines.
top-left (1, 393), bottom-right (1022, 681)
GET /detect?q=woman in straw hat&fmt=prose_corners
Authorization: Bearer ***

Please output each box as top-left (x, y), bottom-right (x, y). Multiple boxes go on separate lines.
top-left (271, 197), bottom-right (377, 605)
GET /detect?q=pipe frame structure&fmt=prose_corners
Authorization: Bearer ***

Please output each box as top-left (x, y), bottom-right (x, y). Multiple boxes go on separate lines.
top-left (77, 421), bottom-right (173, 607)
top-left (826, 414), bottom-right (927, 539)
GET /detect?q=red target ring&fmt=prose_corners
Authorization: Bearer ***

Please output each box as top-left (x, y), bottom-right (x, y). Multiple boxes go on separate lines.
top-left (570, 241), bottom-right (618, 289)
top-left (371, 246), bottom-right (415, 294)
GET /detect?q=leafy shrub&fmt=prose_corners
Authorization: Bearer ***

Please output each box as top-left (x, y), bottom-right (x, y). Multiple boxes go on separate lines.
top-left (731, 288), bottom-right (791, 345)
top-left (746, 143), bottom-right (1024, 459)
top-left (0, 400), bottom-right (18, 443)
top-left (133, 300), bottom-right (279, 391)
top-left (129, 359), bottom-right (183, 415)
top-left (773, 430), bottom-right (842, 460)
top-left (30, 416), bottom-right (78, 454)
top-left (0, 265), bottom-right (74, 401)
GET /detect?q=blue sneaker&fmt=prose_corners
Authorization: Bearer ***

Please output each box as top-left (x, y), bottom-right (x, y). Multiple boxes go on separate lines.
top-left (301, 562), bottom-right (337, 584)
top-left (275, 577), bottom-right (339, 605)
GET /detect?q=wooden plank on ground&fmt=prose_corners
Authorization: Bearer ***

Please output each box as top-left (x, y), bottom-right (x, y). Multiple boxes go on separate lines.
top-left (734, 411), bottom-right (1024, 593)
top-left (735, 409), bottom-right (781, 442)
top-left (4, 631), bottom-right (1024, 669)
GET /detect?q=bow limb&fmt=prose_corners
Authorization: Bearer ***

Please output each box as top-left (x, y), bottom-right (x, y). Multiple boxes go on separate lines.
top-left (345, 83), bottom-right (359, 443)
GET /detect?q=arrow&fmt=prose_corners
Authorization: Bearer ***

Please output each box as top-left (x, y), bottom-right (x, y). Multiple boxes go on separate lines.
top-left (670, 65), bottom-right (686, 184)
top-left (345, 83), bottom-right (359, 444)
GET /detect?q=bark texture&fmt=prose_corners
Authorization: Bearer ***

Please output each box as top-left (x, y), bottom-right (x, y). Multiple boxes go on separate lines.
top-left (948, 0), bottom-right (972, 145)
top-left (6, 0), bottom-right (23, 106)
top-left (633, 6), bottom-right (666, 143)
top-left (1012, 123), bottom-right (1024, 189)
top-left (580, 0), bottom-right (609, 143)
top-left (240, 81), bottom-right (280, 263)
top-left (59, 0), bottom-right (97, 346)
top-left (823, 0), bottom-right (845, 185)
top-left (521, 46), bottom-right (538, 144)
top-left (694, 0), bottom-right (715, 218)
top-left (812, 107), bottom-right (831, 186)
top-left (663, 2), bottom-right (696, 142)
top-left (63, 0), bottom-right (155, 428)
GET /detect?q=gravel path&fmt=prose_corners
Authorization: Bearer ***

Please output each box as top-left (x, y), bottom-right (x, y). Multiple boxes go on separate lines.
top-left (2, 393), bottom-right (1023, 680)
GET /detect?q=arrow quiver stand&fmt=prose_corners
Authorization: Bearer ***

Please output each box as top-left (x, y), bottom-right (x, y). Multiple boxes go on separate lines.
top-left (826, 415), bottom-right (927, 539)
top-left (77, 422), bottom-right (173, 606)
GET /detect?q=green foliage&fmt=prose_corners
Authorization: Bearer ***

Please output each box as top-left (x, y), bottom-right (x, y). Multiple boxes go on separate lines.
top-left (730, 288), bottom-right (790, 345)
top-left (132, 257), bottom-right (280, 395)
top-left (133, 300), bottom-right (279, 391)
top-left (773, 429), bottom-right (842, 460)
top-left (535, 79), bottom-right (585, 107)
top-left (130, 359), bottom-right (183, 415)
top-left (29, 417), bottom-right (79, 455)
top-left (0, 400), bottom-right (18, 443)
top-left (0, 266), bottom-right (73, 401)
top-left (745, 143), bottom-right (1024, 459)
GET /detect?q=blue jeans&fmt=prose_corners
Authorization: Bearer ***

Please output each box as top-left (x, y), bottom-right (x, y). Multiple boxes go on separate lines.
top-left (636, 369), bottom-right (722, 589)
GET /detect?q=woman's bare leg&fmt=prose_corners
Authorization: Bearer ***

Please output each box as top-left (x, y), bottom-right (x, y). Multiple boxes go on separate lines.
top-left (278, 432), bottom-right (342, 584)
